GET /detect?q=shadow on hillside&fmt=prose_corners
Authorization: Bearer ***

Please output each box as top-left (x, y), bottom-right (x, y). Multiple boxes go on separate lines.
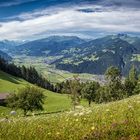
top-left (0, 75), bottom-right (20, 84)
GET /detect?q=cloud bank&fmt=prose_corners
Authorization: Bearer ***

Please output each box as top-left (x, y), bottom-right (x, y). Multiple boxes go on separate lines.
top-left (0, 0), bottom-right (139, 40)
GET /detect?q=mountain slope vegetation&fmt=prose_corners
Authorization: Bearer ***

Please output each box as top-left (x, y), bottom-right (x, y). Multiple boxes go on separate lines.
top-left (12, 36), bottom-right (86, 56)
top-left (1, 34), bottom-right (140, 75)
top-left (54, 35), bottom-right (140, 75)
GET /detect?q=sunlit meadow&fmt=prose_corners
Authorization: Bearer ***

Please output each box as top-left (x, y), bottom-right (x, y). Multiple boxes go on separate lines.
top-left (1, 95), bottom-right (140, 140)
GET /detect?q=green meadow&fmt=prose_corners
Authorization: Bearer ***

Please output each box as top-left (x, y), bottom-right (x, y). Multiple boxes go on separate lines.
top-left (1, 70), bottom-right (140, 139)
top-left (1, 94), bottom-right (140, 140)
top-left (0, 71), bottom-right (72, 116)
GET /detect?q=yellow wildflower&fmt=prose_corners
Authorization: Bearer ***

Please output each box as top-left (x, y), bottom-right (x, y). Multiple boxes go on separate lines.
top-left (76, 119), bottom-right (79, 122)
top-left (56, 132), bottom-right (60, 135)
top-left (91, 126), bottom-right (95, 130)
top-left (106, 109), bottom-right (110, 112)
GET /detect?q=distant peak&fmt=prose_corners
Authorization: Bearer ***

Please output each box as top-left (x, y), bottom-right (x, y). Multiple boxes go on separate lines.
top-left (40, 35), bottom-right (85, 42)
top-left (117, 33), bottom-right (128, 38)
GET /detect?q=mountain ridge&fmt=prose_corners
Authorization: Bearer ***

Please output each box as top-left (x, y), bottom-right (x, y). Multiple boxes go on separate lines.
top-left (12, 36), bottom-right (86, 56)
top-left (0, 34), bottom-right (140, 75)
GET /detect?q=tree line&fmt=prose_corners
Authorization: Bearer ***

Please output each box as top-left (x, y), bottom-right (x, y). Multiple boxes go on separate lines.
top-left (0, 57), bottom-right (54, 91)
top-left (56, 65), bottom-right (139, 106)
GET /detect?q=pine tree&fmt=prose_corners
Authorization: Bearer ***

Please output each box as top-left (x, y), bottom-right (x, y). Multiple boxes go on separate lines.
top-left (124, 65), bottom-right (138, 96)
top-left (105, 66), bottom-right (126, 101)
top-left (129, 65), bottom-right (138, 85)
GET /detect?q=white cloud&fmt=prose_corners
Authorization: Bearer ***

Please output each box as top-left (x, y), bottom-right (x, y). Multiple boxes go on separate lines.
top-left (0, 5), bottom-right (140, 40)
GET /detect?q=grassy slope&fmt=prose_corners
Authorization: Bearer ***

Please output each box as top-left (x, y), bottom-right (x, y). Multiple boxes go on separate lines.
top-left (1, 94), bottom-right (140, 139)
top-left (0, 71), bottom-right (27, 93)
top-left (0, 70), bottom-right (72, 116)
top-left (1, 72), bottom-right (140, 139)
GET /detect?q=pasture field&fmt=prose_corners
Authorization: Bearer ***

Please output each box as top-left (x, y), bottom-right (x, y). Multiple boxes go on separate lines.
top-left (0, 70), bottom-right (27, 93)
top-left (0, 70), bottom-right (88, 117)
top-left (0, 71), bottom-right (72, 117)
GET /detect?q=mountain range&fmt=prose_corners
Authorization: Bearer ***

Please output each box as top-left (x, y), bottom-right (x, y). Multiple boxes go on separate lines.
top-left (12, 36), bottom-right (86, 56)
top-left (0, 34), bottom-right (140, 75)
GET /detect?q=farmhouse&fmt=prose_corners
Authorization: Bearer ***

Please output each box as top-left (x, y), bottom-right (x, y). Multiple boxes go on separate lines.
top-left (0, 93), bottom-right (9, 106)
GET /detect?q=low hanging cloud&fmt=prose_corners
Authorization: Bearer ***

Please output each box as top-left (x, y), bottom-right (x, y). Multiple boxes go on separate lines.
top-left (0, 4), bottom-right (140, 40)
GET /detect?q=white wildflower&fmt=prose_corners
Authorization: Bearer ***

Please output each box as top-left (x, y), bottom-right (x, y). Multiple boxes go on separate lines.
top-left (10, 111), bottom-right (16, 115)
top-left (75, 105), bottom-right (84, 110)
top-left (79, 112), bottom-right (84, 116)
top-left (74, 113), bottom-right (78, 116)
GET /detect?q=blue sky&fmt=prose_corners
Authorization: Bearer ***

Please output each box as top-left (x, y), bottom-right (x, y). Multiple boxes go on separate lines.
top-left (0, 0), bottom-right (139, 40)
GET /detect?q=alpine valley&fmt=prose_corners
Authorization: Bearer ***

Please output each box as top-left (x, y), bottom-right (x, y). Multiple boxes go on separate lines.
top-left (0, 33), bottom-right (140, 78)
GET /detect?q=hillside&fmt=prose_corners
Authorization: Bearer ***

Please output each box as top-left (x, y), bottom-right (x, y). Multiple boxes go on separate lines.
top-left (0, 70), bottom-right (72, 116)
top-left (4, 34), bottom-right (140, 76)
top-left (55, 35), bottom-right (140, 75)
top-left (0, 70), bottom-right (28, 93)
top-left (1, 93), bottom-right (140, 139)
top-left (12, 36), bottom-right (86, 56)
top-left (0, 50), bottom-right (12, 61)
top-left (0, 40), bottom-right (24, 53)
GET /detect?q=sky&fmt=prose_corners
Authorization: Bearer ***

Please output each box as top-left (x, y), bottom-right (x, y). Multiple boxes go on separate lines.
top-left (0, 0), bottom-right (139, 41)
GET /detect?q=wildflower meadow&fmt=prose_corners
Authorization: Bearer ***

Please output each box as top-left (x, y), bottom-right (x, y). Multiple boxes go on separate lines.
top-left (1, 95), bottom-right (140, 140)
